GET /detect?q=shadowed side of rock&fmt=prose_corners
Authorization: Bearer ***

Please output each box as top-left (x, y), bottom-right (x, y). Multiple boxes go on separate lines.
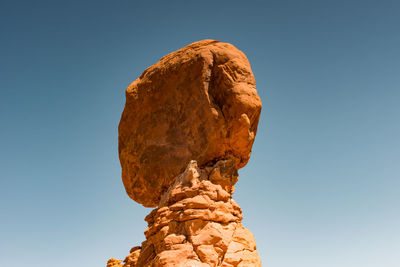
top-left (108, 160), bottom-right (261, 267)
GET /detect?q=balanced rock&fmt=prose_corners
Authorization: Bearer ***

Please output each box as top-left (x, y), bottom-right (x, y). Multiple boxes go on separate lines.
top-left (110, 40), bottom-right (262, 266)
top-left (119, 40), bottom-right (262, 207)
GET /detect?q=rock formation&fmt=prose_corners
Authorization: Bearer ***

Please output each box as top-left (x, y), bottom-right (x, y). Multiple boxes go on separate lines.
top-left (109, 40), bottom-right (262, 266)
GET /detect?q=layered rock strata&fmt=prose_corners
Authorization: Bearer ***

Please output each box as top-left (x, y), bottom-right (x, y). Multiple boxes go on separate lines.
top-left (107, 159), bottom-right (261, 266)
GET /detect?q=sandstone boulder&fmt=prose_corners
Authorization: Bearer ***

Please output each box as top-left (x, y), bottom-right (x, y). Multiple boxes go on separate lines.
top-left (119, 40), bottom-right (262, 207)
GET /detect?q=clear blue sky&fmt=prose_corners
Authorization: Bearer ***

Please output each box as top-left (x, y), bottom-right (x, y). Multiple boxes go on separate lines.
top-left (1, 1), bottom-right (399, 266)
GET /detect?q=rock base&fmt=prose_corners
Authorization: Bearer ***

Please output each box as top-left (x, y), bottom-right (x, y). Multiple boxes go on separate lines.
top-left (108, 160), bottom-right (261, 267)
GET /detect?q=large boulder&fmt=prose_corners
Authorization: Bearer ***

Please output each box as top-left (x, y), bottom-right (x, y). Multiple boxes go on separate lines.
top-left (118, 40), bottom-right (261, 207)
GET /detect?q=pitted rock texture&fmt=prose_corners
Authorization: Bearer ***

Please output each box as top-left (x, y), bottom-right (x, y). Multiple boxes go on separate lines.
top-left (119, 40), bottom-right (262, 207)
top-left (109, 160), bottom-right (261, 267)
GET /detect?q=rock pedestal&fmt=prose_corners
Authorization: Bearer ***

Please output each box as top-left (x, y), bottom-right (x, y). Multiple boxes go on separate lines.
top-left (108, 160), bottom-right (261, 267)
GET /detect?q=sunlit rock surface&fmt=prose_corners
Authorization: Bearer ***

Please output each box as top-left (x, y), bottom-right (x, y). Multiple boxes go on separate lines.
top-left (109, 40), bottom-right (262, 266)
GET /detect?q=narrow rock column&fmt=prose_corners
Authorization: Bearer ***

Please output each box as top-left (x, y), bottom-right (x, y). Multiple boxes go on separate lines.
top-left (108, 160), bottom-right (261, 267)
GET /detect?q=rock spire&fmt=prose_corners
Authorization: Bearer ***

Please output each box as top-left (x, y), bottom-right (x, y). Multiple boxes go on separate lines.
top-left (109, 40), bottom-right (262, 266)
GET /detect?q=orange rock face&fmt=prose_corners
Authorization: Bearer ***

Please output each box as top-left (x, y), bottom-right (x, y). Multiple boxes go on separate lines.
top-left (110, 40), bottom-right (262, 266)
top-left (109, 160), bottom-right (261, 267)
top-left (119, 40), bottom-right (262, 207)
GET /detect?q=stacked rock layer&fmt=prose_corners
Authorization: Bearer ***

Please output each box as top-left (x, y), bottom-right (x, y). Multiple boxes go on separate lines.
top-left (107, 160), bottom-right (261, 267)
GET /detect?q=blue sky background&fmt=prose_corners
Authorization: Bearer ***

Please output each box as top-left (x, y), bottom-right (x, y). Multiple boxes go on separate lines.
top-left (1, 0), bottom-right (399, 266)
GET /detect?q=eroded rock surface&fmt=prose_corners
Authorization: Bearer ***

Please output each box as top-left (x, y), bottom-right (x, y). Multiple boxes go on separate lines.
top-left (119, 40), bottom-right (262, 207)
top-left (110, 40), bottom-right (262, 266)
top-left (109, 160), bottom-right (261, 267)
